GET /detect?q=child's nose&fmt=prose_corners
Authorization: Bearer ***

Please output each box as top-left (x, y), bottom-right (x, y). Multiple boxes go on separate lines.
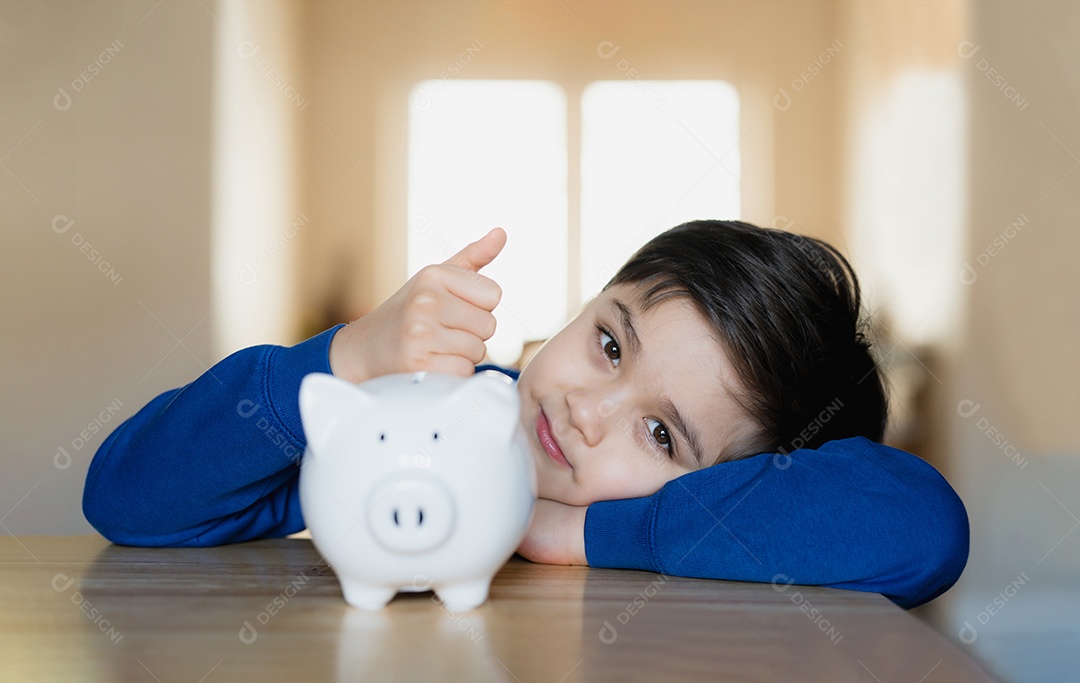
top-left (566, 389), bottom-right (622, 447)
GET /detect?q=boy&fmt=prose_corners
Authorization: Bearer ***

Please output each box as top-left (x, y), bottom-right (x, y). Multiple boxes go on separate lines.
top-left (83, 220), bottom-right (968, 609)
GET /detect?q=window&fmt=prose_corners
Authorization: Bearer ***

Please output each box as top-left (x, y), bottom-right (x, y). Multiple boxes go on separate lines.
top-left (581, 81), bottom-right (740, 301)
top-left (407, 79), bottom-right (739, 365)
top-left (407, 80), bottom-right (567, 365)
top-left (849, 69), bottom-right (965, 346)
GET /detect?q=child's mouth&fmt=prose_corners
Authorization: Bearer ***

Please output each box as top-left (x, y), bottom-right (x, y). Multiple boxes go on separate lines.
top-left (536, 407), bottom-right (572, 469)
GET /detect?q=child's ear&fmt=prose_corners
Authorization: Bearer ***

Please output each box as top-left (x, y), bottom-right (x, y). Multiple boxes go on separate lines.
top-left (299, 373), bottom-right (375, 454)
top-left (445, 371), bottom-right (521, 440)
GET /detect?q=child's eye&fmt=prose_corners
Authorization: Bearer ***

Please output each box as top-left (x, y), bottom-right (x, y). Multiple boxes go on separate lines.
top-left (645, 417), bottom-right (675, 457)
top-left (597, 327), bottom-right (620, 366)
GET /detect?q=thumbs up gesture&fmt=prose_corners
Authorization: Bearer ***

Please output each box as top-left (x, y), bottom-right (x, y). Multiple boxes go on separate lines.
top-left (329, 228), bottom-right (507, 383)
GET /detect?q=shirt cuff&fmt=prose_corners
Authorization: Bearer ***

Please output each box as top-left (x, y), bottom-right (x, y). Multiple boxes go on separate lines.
top-left (266, 323), bottom-right (347, 449)
top-left (583, 493), bottom-right (662, 572)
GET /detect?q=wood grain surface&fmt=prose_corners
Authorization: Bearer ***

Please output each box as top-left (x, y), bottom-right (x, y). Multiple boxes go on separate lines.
top-left (0, 535), bottom-right (997, 682)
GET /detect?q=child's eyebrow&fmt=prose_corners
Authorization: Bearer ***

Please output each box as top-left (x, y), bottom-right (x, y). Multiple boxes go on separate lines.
top-left (657, 395), bottom-right (707, 468)
top-left (611, 299), bottom-right (642, 355)
top-left (611, 297), bottom-right (707, 468)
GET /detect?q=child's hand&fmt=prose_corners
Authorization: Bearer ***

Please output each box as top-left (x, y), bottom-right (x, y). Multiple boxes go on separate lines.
top-left (330, 228), bottom-right (506, 383)
top-left (516, 498), bottom-right (588, 566)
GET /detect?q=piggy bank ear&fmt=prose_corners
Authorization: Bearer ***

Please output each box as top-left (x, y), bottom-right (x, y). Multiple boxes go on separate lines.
top-left (299, 373), bottom-right (374, 454)
top-left (445, 371), bottom-right (521, 439)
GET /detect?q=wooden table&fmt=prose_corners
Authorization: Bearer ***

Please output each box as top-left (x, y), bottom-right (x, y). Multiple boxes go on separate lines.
top-left (0, 535), bottom-right (997, 682)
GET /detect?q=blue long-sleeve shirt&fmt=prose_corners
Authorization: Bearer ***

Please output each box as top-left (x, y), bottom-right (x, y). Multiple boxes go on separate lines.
top-left (82, 324), bottom-right (969, 609)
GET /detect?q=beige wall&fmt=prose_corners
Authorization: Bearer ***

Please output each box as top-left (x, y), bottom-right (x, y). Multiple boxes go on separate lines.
top-left (0, 0), bottom-right (302, 533)
top-left (957, 1), bottom-right (1080, 453)
top-left (829, 0), bottom-right (1078, 461)
top-left (831, 8), bottom-right (1080, 672)
top-left (1, 0), bottom-right (212, 533)
top-left (297, 0), bottom-right (850, 327)
top-left (936, 1), bottom-right (1080, 674)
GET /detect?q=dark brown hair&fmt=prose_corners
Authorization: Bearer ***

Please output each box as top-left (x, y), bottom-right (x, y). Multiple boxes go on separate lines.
top-left (605, 219), bottom-right (888, 464)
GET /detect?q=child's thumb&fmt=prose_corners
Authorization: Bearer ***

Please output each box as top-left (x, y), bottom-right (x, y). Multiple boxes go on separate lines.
top-left (443, 227), bottom-right (506, 272)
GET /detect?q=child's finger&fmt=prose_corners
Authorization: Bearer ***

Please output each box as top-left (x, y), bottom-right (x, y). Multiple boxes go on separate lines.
top-left (425, 353), bottom-right (480, 378)
top-left (436, 327), bottom-right (488, 365)
top-left (442, 227), bottom-right (507, 273)
top-left (443, 269), bottom-right (502, 312)
top-left (438, 294), bottom-right (498, 340)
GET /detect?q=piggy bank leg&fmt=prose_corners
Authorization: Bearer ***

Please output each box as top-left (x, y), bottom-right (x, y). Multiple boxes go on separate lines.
top-left (435, 577), bottom-right (492, 612)
top-left (340, 581), bottom-right (397, 610)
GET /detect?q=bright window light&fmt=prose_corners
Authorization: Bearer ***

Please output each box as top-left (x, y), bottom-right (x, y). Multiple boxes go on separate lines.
top-left (850, 69), bottom-right (966, 346)
top-left (580, 81), bottom-right (740, 301)
top-left (407, 80), bottom-right (567, 367)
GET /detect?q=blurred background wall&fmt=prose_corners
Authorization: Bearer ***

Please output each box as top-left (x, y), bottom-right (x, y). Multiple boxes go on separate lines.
top-left (2, 1), bottom-right (1077, 681)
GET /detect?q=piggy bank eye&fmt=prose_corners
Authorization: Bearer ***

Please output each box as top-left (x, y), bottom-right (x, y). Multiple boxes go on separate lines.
top-left (379, 433), bottom-right (386, 442)
top-left (432, 432), bottom-right (439, 442)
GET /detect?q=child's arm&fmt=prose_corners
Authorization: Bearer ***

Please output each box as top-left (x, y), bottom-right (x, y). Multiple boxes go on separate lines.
top-left (84, 229), bottom-right (507, 547)
top-left (82, 324), bottom-right (344, 546)
top-left (582, 437), bottom-right (969, 609)
top-left (580, 437), bottom-right (968, 609)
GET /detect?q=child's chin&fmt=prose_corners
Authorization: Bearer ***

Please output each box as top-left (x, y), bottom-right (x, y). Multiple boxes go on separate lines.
top-left (539, 487), bottom-right (589, 508)
top-left (534, 474), bottom-right (552, 500)
top-left (535, 475), bottom-right (567, 504)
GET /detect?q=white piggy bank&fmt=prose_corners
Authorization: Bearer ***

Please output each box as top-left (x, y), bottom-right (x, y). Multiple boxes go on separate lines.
top-left (298, 370), bottom-right (537, 611)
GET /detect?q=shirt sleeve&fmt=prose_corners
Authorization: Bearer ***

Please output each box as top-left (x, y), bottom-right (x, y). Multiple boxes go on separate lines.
top-left (581, 436), bottom-right (970, 609)
top-left (82, 324), bottom-right (347, 547)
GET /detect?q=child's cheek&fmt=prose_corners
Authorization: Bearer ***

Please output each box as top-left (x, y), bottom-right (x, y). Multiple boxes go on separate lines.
top-left (617, 416), bottom-right (646, 452)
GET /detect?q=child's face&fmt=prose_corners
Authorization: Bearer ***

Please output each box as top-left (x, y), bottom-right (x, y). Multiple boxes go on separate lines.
top-left (515, 282), bottom-right (760, 506)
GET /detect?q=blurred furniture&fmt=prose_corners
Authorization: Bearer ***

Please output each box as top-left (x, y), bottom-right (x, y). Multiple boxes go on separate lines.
top-left (0, 535), bottom-right (998, 682)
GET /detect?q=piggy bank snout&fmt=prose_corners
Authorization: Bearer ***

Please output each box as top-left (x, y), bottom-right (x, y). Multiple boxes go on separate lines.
top-left (367, 477), bottom-right (455, 554)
